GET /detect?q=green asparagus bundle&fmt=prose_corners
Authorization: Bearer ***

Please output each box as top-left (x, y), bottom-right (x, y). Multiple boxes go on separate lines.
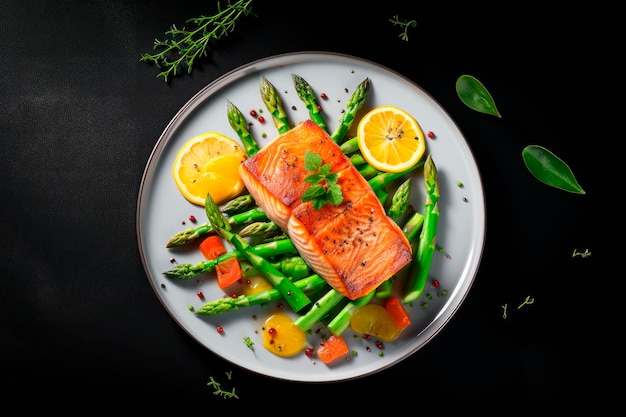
top-left (204, 192), bottom-right (311, 313)
top-left (163, 239), bottom-right (300, 280)
top-left (260, 76), bottom-right (291, 134)
top-left (195, 274), bottom-right (328, 316)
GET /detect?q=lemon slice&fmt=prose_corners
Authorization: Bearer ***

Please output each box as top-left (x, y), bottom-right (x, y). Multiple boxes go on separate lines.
top-left (172, 132), bottom-right (247, 206)
top-left (357, 105), bottom-right (426, 173)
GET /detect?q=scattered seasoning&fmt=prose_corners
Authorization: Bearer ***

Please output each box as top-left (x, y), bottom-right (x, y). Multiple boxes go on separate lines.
top-left (427, 131), bottom-right (436, 139)
top-left (351, 350), bottom-right (358, 356)
top-left (517, 295), bottom-right (535, 309)
top-left (462, 197), bottom-right (469, 202)
top-left (188, 305), bottom-right (195, 311)
top-left (344, 87), bottom-right (349, 93)
top-left (366, 346), bottom-right (371, 352)
top-left (375, 340), bottom-right (384, 350)
top-left (457, 181), bottom-right (464, 187)
top-left (169, 257), bottom-right (176, 263)
top-left (437, 289), bottom-right (448, 297)
top-left (196, 279), bottom-right (202, 284)
top-left (304, 347), bottom-right (314, 357)
top-left (320, 93), bottom-right (328, 100)
top-left (261, 132), bottom-right (267, 138)
top-left (160, 283), bottom-right (166, 289)
top-left (216, 325), bottom-right (224, 334)
top-left (197, 291), bottom-right (205, 299)
top-left (268, 327), bottom-right (277, 336)
top-left (362, 334), bottom-right (371, 341)
top-left (572, 248), bottom-right (592, 258)
top-left (231, 293), bottom-right (238, 299)
top-left (421, 302), bottom-right (428, 310)
top-left (249, 109), bottom-right (257, 118)
top-left (258, 116), bottom-right (265, 123)
top-left (188, 215), bottom-right (197, 223)
top-left (291, 105), bottom-right (297, 111)
top-left (378, 351), bottom-right (384, 357)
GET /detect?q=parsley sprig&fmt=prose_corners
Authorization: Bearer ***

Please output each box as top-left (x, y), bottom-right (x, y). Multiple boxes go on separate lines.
top-left (301, 151), bottom-right (343, 210)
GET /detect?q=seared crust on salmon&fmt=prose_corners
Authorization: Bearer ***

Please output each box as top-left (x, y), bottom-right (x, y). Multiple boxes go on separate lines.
top-left (239, 120), bottom-right (412, 299)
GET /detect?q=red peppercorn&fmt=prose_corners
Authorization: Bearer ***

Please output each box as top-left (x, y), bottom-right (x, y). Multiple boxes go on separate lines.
top-left (432, 279), bottom-right (440, 288)
top-left (216, 326), bottom-right (224, 334)
top-left (304, 347), bottom-right (314, 357)
top-left (320, 93), bottom-right (328, 100)
top-left (427, 131), bottom-right (436, 139)
top-left (189, 215), bottom-right (196, 223)
top-left (258, 116), bottom-right (265, 123)
top-left (250, 110), bottom-right (257, 118)
top-left (268, 327), bottom-right (277, 336)
top-left (376, 340), bottom-right (384, 350)
top-left (197, 291), bottom-right (204, 299)
top-left (230, 293), bottom-right (238, 299)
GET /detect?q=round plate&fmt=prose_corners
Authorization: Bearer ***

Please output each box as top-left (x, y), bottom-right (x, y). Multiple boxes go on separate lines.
top-left (137, 51), bottom-right (485, 382)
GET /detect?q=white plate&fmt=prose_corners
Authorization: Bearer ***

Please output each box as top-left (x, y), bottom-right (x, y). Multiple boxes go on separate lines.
top-left (137, 51), bottom-right (485, 382)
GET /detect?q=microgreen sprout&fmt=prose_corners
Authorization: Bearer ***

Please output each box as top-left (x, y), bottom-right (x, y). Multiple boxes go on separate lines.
top-left (389, 15), bottom-right (417, 41)
top-left (572, 248), bottom-right (591, 258)
top-left (243, 336), bottom-right (254, 350)
top-left (207, 374), bottom-right (239, 399)
top-left (517, 296), bottom-right (535, 310)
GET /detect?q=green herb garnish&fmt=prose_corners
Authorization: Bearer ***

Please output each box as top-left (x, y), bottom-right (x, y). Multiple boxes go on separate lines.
top-left (389, 15), bottom-right (417, 41)
top-left (140, 0), bottom-right (256, 82)
top-left (301, 151), bottom-right (343, 210)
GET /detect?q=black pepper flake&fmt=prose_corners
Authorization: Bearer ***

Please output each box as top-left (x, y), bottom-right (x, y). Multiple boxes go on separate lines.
top-left (160, 283), bottom-right (166, 289)
top-left (169, 257), bottom-right (176, 263)
top-left (291, 105), bottom-right (297, 110)
top-left (462, 197), bottom-right (469, 202)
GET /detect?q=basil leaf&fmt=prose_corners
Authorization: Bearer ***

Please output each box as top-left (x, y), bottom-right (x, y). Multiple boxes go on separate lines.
top-left (456, 74), bottom-right (501, 118)
top-left (522, 145), bottom-right (585, 194)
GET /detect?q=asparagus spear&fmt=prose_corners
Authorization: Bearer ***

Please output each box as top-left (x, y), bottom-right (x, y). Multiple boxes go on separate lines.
top-left (163, 239), bottom-right (300, 280)
top-left (237, 221), bottom-right (280, 238)
top-left (403, 155), bottom-right (440, 304)
top-left (339, 137), bottom-right (360, 155)
top-left (195, 274), bottom-right (328, 316)
top-left (376, 177), bottom-right (412, 299)
top-left (260, 76), bottom-right (291, 134)
top-left (220, 194), bottom-right (257, 215)
top-left (330, 77), bottom-right (369, 144)
top-left (227, 100), bottom-right (260, 157)
top-left (239, 256), bottom-right (312, 281)
top-left (292, 73), bottom-right (328, 132)
top-left (165, 206), bottom-right (268, 247)
top-left (292, 288), bottom-right (347, 332)
top-left (204, 192), bottom-right (311, 312)
top-left (326, 290), bottom-right (375, 336)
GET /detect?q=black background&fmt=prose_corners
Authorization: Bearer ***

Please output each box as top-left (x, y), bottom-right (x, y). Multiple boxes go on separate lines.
top-left (1, 0), bottom-right (611, 410)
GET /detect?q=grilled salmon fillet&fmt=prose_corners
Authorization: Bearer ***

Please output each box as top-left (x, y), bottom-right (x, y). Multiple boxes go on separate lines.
top-left (238, 120), bottom-right (412, 299)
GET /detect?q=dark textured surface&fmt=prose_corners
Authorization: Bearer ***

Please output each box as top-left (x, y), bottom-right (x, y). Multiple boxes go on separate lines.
top-left (1, 0), bottom-right (610, 410)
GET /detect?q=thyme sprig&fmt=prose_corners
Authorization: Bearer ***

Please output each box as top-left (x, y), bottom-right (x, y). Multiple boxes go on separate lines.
top-left (140, 0), bottom-right (256, 82)
top-left (301, 151), bottom-right (343, 210)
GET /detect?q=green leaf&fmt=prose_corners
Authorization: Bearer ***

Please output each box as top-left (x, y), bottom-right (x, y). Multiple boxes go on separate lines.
top-left (328, 185), bottom-right (344, 205)
top-left (304, 150), bottom-right (322, 171)
top-left (302, 185), bottom-right (326, 201)
top-left (456, 74), bottom-right (501, 118)
top-left (522, 145), bottom-right (585, 194)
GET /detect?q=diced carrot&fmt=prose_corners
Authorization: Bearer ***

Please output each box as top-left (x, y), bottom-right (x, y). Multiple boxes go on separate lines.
top-left (384, 296), bottom-right (411, 329)
top-left (317, 335), bottom-right (349, 365)
top-left (199, 235), bottom-right (227, 260)
top-left (215, 257), bottom-right (242, 289)
top-left (199, 235), bottom-right (242, 289)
